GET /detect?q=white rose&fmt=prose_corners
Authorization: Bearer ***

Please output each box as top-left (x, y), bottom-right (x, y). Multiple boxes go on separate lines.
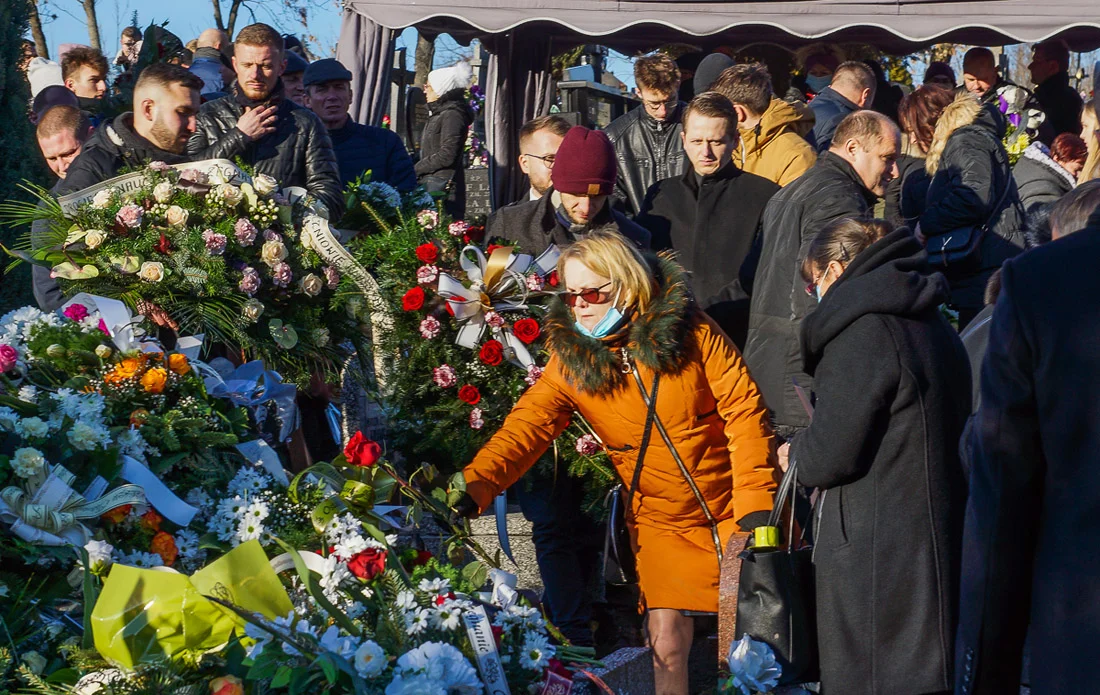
top-left (242, 299), bottom-right (265, 322)
top-left (354, 640), bottom-right (387, 678)
top-left (215, 184), bottom-right (243, 205)
top-left (95, 344), bottom-right (113, 358)
top-left (84, 229), bottom-right (107, 249)
top-left (91, 189), bottom-right (113, 209)
top-left (253, 174), bottom-right (278, 196)
top-left (84, 539), bottom-right (114, 572)
top-left (299, 273), bottom-right (323, 297)
top-left (153, 181), bottom-right (174, 203)
top-left (165, 205), bottom-right (189, 228)
top-left (260, 240), bottom-right (288, 267)
top-left (208, 167), bottom-right (229, 185)
top-left (138, 261), bottom-right (165, 283)
top-left (298, 226), bottom-right (315, 251)
top-left (11, 447), bottom-right (47, 478)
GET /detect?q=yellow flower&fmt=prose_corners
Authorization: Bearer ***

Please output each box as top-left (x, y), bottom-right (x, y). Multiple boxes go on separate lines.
top-left (140, 367), bottom-right (168, 394)
top-left (167, 353), bottom-right (190, 375)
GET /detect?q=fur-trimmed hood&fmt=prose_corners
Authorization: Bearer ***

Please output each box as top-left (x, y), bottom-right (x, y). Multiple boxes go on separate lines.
top-left (544, 254), bottom-right (699, 395)
top-left (926, 92), bottom-right (1006, 175)
top-left (1019, 140), bottom-right (1077, 189)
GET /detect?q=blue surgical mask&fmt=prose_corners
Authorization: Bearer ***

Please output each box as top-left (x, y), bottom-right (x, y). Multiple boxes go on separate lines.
top-left (575, 290), bottom-right (626, 338)
top-left (814, 284), bottom-right (825, 303)
top-left (806, 74), bottom-right (832, 94)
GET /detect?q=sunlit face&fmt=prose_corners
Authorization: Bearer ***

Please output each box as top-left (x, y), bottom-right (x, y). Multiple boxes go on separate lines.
top-left (519, 129), bottom-right (565, 196)
top-left (562, 258), bottom-right (615, 331)
top-left (637, 86), bottom-right (678, 122)
top-left (283, 71), bottom-right (306, 106)
top-left (682, 113), bottom-right (736, 176)
top-left (142, 82), bottom-right (200, 154)
top-left (559, 192), bottom-right (607, 226)
top-left (963, 72), bottom-right (993, 95)
top-left (39, 130), bottom-right (83, 178)
top-left (66, 65), bottom-right (107, 99)
top-left (308, 80), bottom-right (352, 128)
top-left (848, 131), bottom-right (900, 196)
top-left (233, 44), bottom-right (285, 101)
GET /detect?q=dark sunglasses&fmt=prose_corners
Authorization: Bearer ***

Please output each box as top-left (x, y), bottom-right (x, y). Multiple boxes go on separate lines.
top-left (561, 281), bottom-right (613, 307)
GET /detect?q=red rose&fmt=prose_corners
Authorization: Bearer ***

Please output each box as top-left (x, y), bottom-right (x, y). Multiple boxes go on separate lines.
top-left (347, 547), bottom-right (387, 580)
top-left (402, 286), bottom-right (426, 311)
top-left (478, 339), bottom-right (504, 366)
top-left (458, 384), bottom-right (481, 405)
top-left (486, 244), bottom-right (504, 255)
top-left (512, 318), bottom-right (541, 344)
top-left (413, 549), bottom-right (433, 566)
top-left (467, 225), bottom-right (486, 242)
top-left (547, 270), bottom-right (560, 287)
top-left (344, 431), bottom-right (383, 467)
top-left (415, 242), bottom-right (439, 264)
top-left (491, 625), bottom-right (504, 647)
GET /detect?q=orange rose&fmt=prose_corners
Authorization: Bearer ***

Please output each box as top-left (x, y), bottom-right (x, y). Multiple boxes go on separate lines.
top-left (130, 409), bottom-right (150, 427)
top-left (209, 675), bottom-right (244, 695)
top-left (167, 353), bottom-right (190, 375)
top-left (141, 367), bottom-right (168, 394)
top-left (102, 504), bottom-right (132, 524)
top-left (141, 509), bottom-right (162, 531)
top-left (150, 530), bottom-right (178, 566)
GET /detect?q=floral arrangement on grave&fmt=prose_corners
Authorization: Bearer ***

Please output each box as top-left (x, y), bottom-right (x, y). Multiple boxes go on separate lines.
top-left (995, 84), bottom-right (1046, 164)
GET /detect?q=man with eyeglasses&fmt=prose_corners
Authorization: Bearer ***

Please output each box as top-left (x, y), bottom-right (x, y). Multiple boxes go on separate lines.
top-left (485, 124), bottom-right (650, 254)
top-left (604, 53), bottom-right (689, 217)
top-left (517, 115), bottom-right (570, 200)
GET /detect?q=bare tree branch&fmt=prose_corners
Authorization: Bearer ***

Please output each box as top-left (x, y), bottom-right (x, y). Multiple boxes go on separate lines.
top-left (414, 32), bottom-right (434, 87)
top-left (28, 2), bottom-right (50, 59)
top-left (212, 0), bottom-right (225, 32)
top-left (226, 0), bottom-right (246, 36)
top-left (81, 0), bottom-right (102, 51)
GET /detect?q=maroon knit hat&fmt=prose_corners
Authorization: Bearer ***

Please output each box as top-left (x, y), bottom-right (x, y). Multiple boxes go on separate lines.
top-left (551, 126), bottom-right (617, 196)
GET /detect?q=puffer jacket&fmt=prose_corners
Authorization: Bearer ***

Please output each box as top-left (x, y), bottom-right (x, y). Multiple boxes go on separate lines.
top-left (809, 86), bottom-right (860, 153)
top-left (737, 98), bottom-right (817, 187)
top-left (884, 153), bottom-right (931, 229)
top-left (414, 89), bottom-right (474, 218)
top-left (743, 152), bottom-right (877, 433)
top-left (186, 80), bottom-right (343, 216)
top-left (604, 104), bottom-right (688, 217)
top-left (921, 94), bottom-right (1024, 311)
top-left (1013, 141), bottom-right (1075, 213)
top-left (463, 257), bottom-right (778, 612)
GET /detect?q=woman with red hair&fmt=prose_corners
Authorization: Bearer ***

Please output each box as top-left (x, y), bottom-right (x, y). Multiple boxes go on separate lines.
top-left (885, 84), bottom-right (956, 229)
top-left (1014, 132), bottom-right (1088, 213)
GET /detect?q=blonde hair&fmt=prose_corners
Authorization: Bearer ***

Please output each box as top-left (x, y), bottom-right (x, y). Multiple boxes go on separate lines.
top-left (557, 227), bottom-right (655, 315)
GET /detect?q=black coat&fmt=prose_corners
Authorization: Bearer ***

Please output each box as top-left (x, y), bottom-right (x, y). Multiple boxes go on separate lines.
top-left (34, 114), bottom-right (190, 311)
top-left (1033, 71), bottom-right (1084, 141)
top-left (329, 120), bottom-right (417, 191)
top-left (186, 81), bottom-right (344, 216)
top-left (604, 103), bottom-right (688, 217)
top-left (884, 154), bottom-right (930, 230)
top-left (743, 152), bottom-right (876, 432)
top-left (414, 89), bottom-right (474, 218)
top-left (1013, 143), bottom-right (1075, 213)
top-left (920, 104), bottom-right (1024, 311)
top-left (792, 230), bottom-right (971, 695)
top-left (956, 223), bottom-right (1100, 695)
top-left (484, 189), bottom-right (651, 253)
top-left (808, 87), bottom-right (860, 153)
top-left (635, 163), bottom-right (779, 348)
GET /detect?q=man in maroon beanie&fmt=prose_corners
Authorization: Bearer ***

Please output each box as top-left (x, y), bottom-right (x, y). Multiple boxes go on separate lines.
top-left (485, 125), bottom-right (651, 254)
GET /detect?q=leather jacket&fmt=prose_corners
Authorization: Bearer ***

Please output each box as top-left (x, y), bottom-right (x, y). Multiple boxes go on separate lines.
top-left (604, 103), bottom-right (688, 217)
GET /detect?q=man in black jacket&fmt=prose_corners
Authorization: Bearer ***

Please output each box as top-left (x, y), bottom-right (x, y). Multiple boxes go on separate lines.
top-left (605, 54), bottom-right (688, 217)
top-left (485, 126), bottom-right (650, 253)
top-left (1028, 39), bottom-right (1084, 140)
top-left (744, 110), bottom-right (899, 437)
top-left (33, 64), bottom-right (202, 311)
top-left (303, 58), bottom-right (416, 191)
top-left (809, 61), bottom-right (876, 153)
top-left (186, 23), bottom-right (343, 217)
top-left (955, 205), bottom-right (1100, 695)
top-left (636, 92), bottom-right (779, 348)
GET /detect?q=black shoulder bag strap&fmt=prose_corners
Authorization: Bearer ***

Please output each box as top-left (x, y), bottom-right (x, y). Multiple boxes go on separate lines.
top-left (630, 364), bottom-right (725, 564)
top-left (624, 371), bottom-right (661, 517)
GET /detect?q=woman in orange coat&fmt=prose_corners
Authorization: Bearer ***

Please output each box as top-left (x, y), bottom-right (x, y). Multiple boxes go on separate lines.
top-left (459, 229), bottom-right (779, 695)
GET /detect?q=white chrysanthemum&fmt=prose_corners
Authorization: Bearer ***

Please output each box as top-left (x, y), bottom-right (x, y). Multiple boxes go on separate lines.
top-left (16, 416), bottom-right (48, 439)
top-left (354, 639), bottom-right (388, 678)
top-left (418, 577), bottom-right (451, 594)
top-left (245, 500), bottom-right (270, 522)
top-left (406, 608), bottom-right (432, 635)
top-left (395, 641), bottom-right (482, 695)
top-left (395, 590), bottom-right (417, 611)
top-left (228, 467), bottom-right (268, 497)
top-left (236, 517), bottom-right (265, 543)
top-left (334, 534), bottom-right (369, 559)
top-left (185, 488), bottom-right (213, 511)
top-left (18, 385), bottom-right (38, 403)
top-left (116, 427), bottom-right (154, 463)
top-left (319, 555), bottom-right (351, 596)
top-left (519, 632), bottom-right (554, 671)
top-left (174, 530), bottom-right (202, 560)
top-left (120, 551), bottom-right (163, 568)
top-left (68, 421), bottom-right (111, 451)
top-left (11, 447), bottom-right (47, 478)
top-left (433, 603), bottom-right (463, 631)
top-left (385, 674), bottom-right (447, 695)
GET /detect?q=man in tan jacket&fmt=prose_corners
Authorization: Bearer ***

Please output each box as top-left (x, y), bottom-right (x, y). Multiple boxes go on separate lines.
top-left (713, 63), bottom-right (817, 186)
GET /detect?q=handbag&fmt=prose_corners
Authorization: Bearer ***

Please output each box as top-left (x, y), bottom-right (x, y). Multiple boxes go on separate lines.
top-left (419, 173), bottom-right (455, 195)
top-left (924, 131), bottom-right (1013, 273)
top-left (735, 455), bottom-right (819, 685)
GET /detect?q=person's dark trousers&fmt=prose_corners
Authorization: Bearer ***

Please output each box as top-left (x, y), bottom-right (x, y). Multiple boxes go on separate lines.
top-left (515, 470), bottom-right (601, 647)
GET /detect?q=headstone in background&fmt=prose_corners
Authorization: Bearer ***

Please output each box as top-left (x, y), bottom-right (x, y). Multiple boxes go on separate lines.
top-left (718, 531), bottom-right (751, 666)
top-left (571, 647), bottom-right (655, 695)
top-left (465, 167), bottom-right (492, 220)
top-left (405, 86), bottom-right (429, 155)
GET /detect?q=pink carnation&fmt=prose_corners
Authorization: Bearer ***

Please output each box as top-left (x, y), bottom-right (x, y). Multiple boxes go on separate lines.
top-left (0, 344), bottom-right (17, 372)
top-left (469, 408), bottom-right (485, 430)
top-left (416, 210), bottom-right (439, 230)
top-left (178, 168), bottom-right (207, 184)
top-left (324, 266), bottom-right (340, 289)
top-left (115, 204), bottom-right (144, 228)
top-left (271, 262), bottom-right (293, 288)
top-left (263, 229), bottom-right (282, 242)
top-left (419, 316), bottom-right (442, 339)
top-left (484, 311), bottom-right (505, 328)
top-left (575, 434), bottom-right (601, 456)
top-left (526, 274), bottom-right (545, 292)
top-left (97, 319), bottom-right (109, 335)
top-left (63, 303), bottom-right (89, 322)
top-left (416, 265), bottom-right (439, 285)
top-left (432, 364), bottom-right (458, 388)
top-left (148, 161), bottom-right (171, 172)
top-left (239, 267), bottom-right (262, 295)
top-left (524, 364), bottom-right (543, 386)
top-left (448, 220), bottom-right (470, 237)
top-left (202, 229), bottom-right (227, 255)
top-left (234, 219), bottom-right (258, 246)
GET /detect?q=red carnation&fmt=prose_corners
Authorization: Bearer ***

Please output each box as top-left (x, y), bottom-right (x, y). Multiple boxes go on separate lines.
top-left (467, 225), bottom-right (486, 242)
top-left (491, 625), bottom-right (504, 648)
top-left (547, 270), bottom-right (560, 287)
top-left (413, 549), bottom-right (433, 566)
top-left (478, 340), bottom-right (504, 366)
top-left (415, 242), bottom-right (439, 264)
top-left (458, 384), bottom-right (481, 405)
top-left (344, 431), bottom-right (382, 467)
top-left (402, 286), bottom-right (426, 311)
top-left (347, 547), bottom-right (387, 580)
top-left (512, 318), bottom-right (541, 344)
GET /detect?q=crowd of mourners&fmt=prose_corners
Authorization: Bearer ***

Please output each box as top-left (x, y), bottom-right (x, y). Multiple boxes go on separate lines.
top-left (14, 26), bottom-right (1100, 695)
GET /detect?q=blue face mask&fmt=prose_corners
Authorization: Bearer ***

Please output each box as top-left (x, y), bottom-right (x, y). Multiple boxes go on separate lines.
top-left (806, 74), bottom-right (832, 94)
top-left (575, 291), bottom-right (625, 338)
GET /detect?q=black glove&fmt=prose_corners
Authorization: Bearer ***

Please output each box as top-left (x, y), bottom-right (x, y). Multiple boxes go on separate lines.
top-left (736, 510), bottom-right (771, 532)
top-left (449, 491), bottom-right (480, 524)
